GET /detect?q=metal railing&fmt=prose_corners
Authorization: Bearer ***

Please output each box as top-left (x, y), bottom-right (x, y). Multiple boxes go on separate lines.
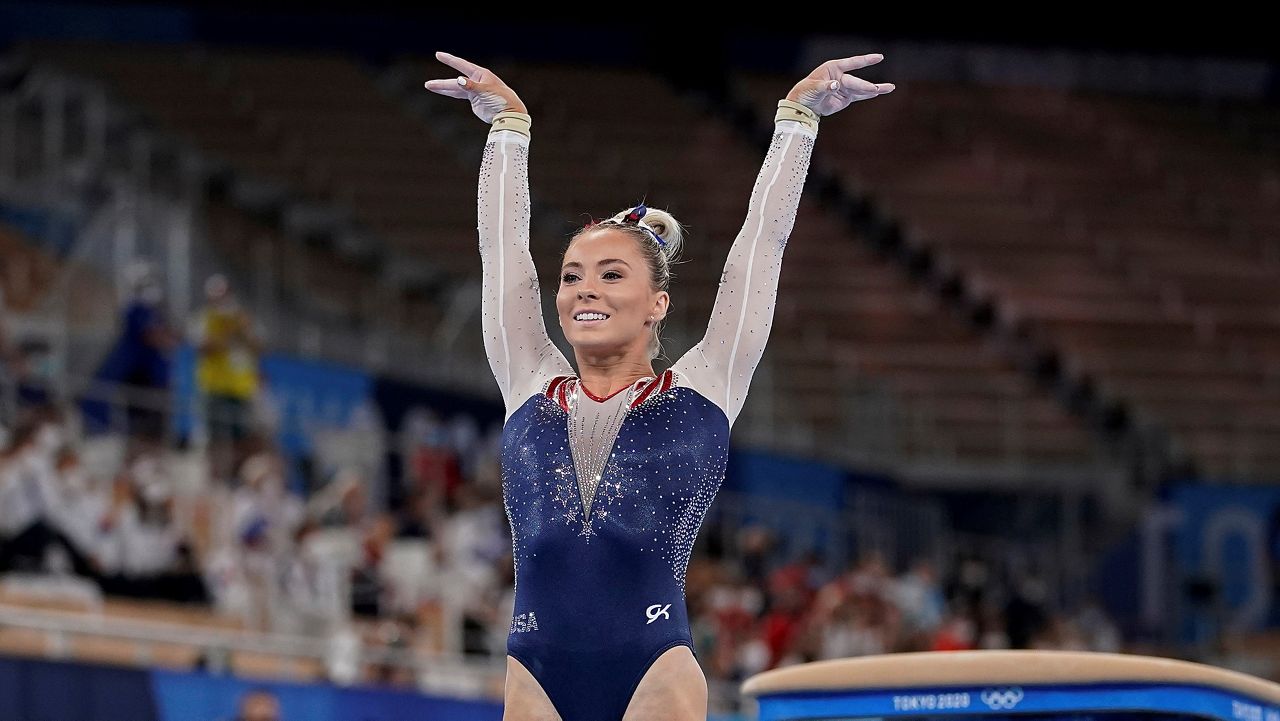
top-left (0, 598), bottom-right (756, 711)
top-left (733, 352), bottom-right (1123, 488)
top-left (0, 601), bottom-right (504, 697)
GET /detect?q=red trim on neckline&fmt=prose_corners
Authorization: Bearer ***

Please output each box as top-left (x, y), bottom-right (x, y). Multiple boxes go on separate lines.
top-left (558, 380), bottom-right (571, 411)
top-left (579, 377), bottom-right (648, 403)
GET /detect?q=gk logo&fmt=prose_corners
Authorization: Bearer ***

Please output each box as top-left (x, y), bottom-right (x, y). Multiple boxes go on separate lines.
top-left (645, 603), bottom-right (671, 624)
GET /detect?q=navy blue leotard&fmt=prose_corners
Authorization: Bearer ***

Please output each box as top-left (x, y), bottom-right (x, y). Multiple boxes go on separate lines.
top-left (478, 108), bottom-right (817, 721)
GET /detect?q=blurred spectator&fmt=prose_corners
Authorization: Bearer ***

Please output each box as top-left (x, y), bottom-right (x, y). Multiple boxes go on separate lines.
top-left (1073, 598), bottom-right (1122, 652)
top-left (366, 615), bottom-right (418, 685)
top-left (278, 519), bottom-right (344, 635)
top-left (308, 466), bottom-right (370, 529)
top-left (976, 598), bottom-right (1012, 649)
top-left (0, 412), bottom-right (100, 579)
top-left (948, 555), bottom-right (991, 612)
top-left (351, 514), bottom-right (396, 617)
top-left (82, 261), bottom-right (177, 441)
top-left (892, 557), bottom-right (946, 638)
top-left (230, 452), bottom-right (304, 554)
top-left (14, 339), bottom-right (56, 409)
top-left (812, 551), bottom-right (890, 627)
top-left (401, 407), bottom-right (462, 512)
top-left (930, 603), bottom-right (978, 651)
top-left (767, 549), bottom-right (822, 611)
top-left (0, 284), bottom-right (16, 413)
top-left (226, 451), bottom-right (303, 627)
top-left (737, 525), bottom-right (774, 586)
top-left (397, 487), bottom-right (436, 540)
top-left (818, 595), bottom-right (887, 659)
top-left (0, 286), bottom-right (44, 413)
top-left (1033, 614), bottom-right (1088, 650)
top-left (194, 274), bottom-right (263, 482)
top-left (439, 483), bottom-right (506, 611)
top-left (51, 446), bottom-right (111, 565)
top-left (759, 583), bottom-right (810, 668)
top-left (1005, 576), bottom-right (1051, 649)
top-left (112, 489), bottom-right (209, 602)
top-left (231, 689), bottom-right (281, 721)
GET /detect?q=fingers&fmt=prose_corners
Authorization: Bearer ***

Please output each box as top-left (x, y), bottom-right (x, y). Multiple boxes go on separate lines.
top-left (840, 74), bottom-right (883, 95)
top-left (435, 50), bottom-right (484, 78)
top-left (423, 78), bottom-right (471, 99)
top-left (828, 53), bottom-right (884, 74)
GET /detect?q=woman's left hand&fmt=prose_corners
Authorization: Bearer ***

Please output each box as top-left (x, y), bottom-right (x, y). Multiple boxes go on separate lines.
top-left (787, 53), bottom-right (894, 116)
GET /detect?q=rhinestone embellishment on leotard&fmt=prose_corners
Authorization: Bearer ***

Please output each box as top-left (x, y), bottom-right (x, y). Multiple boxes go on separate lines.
top-left (563, 379), bottom-right (641, 540)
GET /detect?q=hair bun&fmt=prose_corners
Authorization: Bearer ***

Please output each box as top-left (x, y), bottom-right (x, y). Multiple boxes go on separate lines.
top-left (633, 207), bottom-right (684, 263)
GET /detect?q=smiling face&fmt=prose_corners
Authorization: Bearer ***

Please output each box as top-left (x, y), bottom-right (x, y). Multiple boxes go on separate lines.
top-left (556, 228), bottom-right (669, 359)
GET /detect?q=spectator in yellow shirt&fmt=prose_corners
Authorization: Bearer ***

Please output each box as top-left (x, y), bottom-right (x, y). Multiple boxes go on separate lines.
top-left (194, 275), bottom-right (261, 482)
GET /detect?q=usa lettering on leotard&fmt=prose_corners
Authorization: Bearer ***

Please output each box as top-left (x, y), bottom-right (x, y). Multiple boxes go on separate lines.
top-left (510, 611), bottom-right (539, 634)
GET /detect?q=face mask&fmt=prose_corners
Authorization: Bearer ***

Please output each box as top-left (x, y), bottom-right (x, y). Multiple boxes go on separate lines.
top-left (139, 283), bottom-right (164, 304)
top-left (300, 536), bottom-right (323, 561)
top-left (25, 353), bottom-right (57, 381)
top-left (261, 474), bottom-right (284, 500)
top-left (131, 456), bottom-right (162, 488)
top-left (36, 424), bottom-right (65, 453)
top-left (62, 467), bottom-right (88, 494)
top-left (428, 426), bottom-right (448, 446)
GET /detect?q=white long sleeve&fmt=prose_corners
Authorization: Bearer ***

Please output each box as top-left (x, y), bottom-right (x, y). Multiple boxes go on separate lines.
top-left (671, 118), bottom-right (818, 429)
top-left (478, 127), bottom-right (573, 422)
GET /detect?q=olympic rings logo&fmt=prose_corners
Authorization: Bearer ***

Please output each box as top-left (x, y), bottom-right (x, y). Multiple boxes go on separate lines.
top-left (980, 687), bottom-right (1025, 710)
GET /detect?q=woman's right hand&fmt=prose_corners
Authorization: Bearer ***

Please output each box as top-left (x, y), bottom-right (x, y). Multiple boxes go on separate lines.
top-left (424, 51), bottom-right (527, 123)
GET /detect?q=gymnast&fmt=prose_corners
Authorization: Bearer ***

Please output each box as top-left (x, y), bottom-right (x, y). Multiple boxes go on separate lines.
top-left (426, 49), bottom-right (894, 721)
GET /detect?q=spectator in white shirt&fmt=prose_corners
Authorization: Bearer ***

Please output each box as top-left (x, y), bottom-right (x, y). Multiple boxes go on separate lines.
top-left (89, 463), bottom-right (207, 603)
top-left (0, 416), bottom-right (99, 579)
top-left (50, 447), bottom-right (114, 566)
top-left (230, 452), bottom-right (304, 556)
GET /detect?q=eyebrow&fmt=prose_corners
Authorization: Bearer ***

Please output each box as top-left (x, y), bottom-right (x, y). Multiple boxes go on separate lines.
top-left (561, 259), bottom-right (631, 270)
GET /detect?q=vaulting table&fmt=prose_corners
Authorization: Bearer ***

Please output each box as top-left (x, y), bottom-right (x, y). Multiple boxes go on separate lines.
top-left (741, 651), bottom-right (1280, 721)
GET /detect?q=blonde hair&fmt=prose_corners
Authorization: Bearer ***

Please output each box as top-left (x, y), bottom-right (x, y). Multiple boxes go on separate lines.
top-left (567, 205), bottom-right (686, 362)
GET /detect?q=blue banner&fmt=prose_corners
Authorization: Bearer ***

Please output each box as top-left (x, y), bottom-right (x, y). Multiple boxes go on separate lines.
top-left (0, 655), bottom-right (160, 721)
top-left (1168, 485), bottom-right (1280, 638)
top-left (149, 669), bottom-right (502, 721)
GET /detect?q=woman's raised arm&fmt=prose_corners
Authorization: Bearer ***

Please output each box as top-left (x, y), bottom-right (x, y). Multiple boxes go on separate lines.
top-left (426, 52), bottom-right (571, 421)
top-left (671, 53), bottom-right (893, 429)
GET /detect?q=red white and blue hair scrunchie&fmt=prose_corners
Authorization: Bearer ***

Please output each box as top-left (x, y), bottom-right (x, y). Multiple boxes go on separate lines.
top-left (584, 204), bottom-right (667, 248)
